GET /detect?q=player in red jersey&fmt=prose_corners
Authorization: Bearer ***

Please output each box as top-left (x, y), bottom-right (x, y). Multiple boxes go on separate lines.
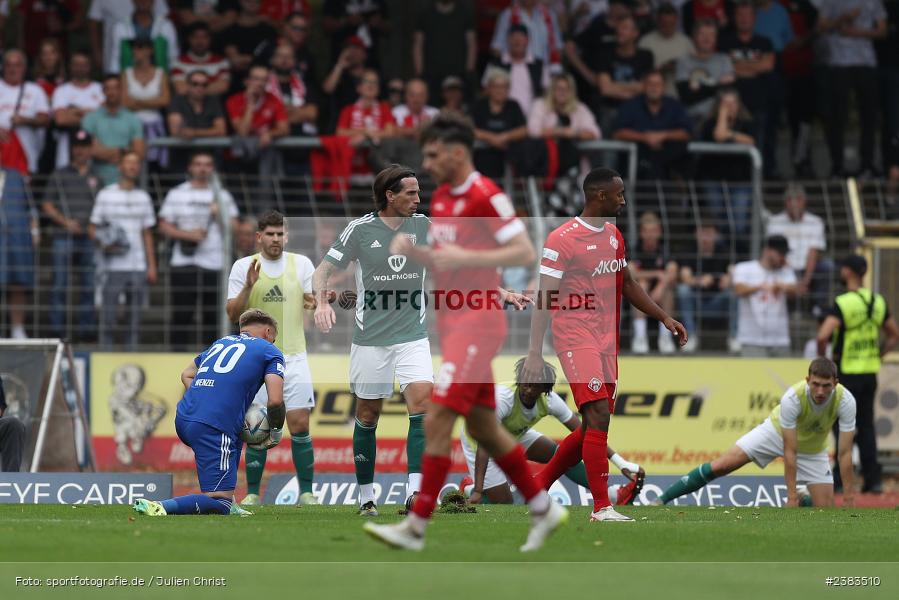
top-left (523, 167), bottom-right (688, 522)
top-left (363, 114), bottom-right (568, 552)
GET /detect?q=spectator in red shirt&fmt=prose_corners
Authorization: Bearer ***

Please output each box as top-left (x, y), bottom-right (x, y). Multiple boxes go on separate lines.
top-left (226, 64), bottom-right (289, 175)
top-left (336, 68), bottom-right (397, 181)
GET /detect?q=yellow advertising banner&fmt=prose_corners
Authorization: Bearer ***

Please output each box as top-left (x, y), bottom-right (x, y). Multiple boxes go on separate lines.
top-left (90, 353), bottom-right (817, 474)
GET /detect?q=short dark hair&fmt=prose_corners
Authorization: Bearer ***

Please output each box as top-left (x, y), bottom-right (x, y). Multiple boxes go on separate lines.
top-left (643, 69), bottom-right (665, 82)
top-left (373, 164), bottom-right (416, 211)
top-left (765, 235), bottom-right (789, 256)
top-left (185, 21), bottom-right (211, 37)
top-left (189, 150), bottom-right (215, 165)
top-left (808, 357), bottom-right (838, 380)
top-left (693, 18), bottom-right (719, 36)
top-left (583, 167), bottom-right (621, 197)
top-left (509, 23), bottom-right (529, 37)
top-left (419, 113), bottom-right (475, 150)
top-left (513, 357), bottom-right (557, 394)
top-left (239, 309), bottom-right (279, 334)
top-left (657, 2), bottom-right (678, 17)
top-left (257, 210), bottom-right (285, 231)
top-left (842, 254), bottom-right (868, 277)
top-left (101, 73), bottom-right (120, 85)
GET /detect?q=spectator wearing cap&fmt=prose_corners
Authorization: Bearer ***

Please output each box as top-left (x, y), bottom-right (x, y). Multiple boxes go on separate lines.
top-left (121, 37), bottom-right (171, 170)
top-left (51, 52), bottom-right (105, 170)
top-left (472, 67), bottom-right (528, 179)
top-left (109, 0), bottom-right (180, 74)
top-left (817, 254), bottom-right (899, 494)
top-left (612, 70), bottom-right (692, 179)
top-left (765, 183), bottom-right (832, 314)
top-left (638, 3), bottom-right (696, 96)
top-left (171, 22), bottom-right (232, 98)
top-left (225, 64), bottom-right (289, 176)
top-left (336, 69), bottom-right (397, 182)
top-left (392, 79), bottom-right (439, 139)
top-left (41, 130), bottom-right (101, 340)
top-left (0, 376), bottom-right (27, 472)
top-left (88, 151), bottom-right (157, 350)
top-left (483, 23), bottom-right (549, 115)
top-left (220, 0), bottom-right (278, 94)
top-left (439, 76), bottom-right (469, 116)
top-left (491, 0), bottom-right (564, 69)
top-left (322, 0), bottom-right (389, 70)
top-left (88, 0), bottom-right (170, 74)
top-left (733, 234), bottom-right (798, 357)
top-left (82, 74), bottom-right (145, 186)
top-left (323, 35), bottom-right (369, 127)
top-left (414, 0), bottom-right (477, 103)
top-left (167, 71), bottom-right (227, 175)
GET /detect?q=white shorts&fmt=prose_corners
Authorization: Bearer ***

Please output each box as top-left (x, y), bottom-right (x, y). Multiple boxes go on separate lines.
top-left (253, 352), bottom-right (315, 411)
top-left (735, 421), bottom-right (833, 485)
top-left (349, 338), bottom-right (434, 400)
top-left (460, 428), bottom-right (543, 490)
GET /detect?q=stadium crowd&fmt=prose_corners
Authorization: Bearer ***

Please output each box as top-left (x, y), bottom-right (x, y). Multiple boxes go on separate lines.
top-left (0, 0), bottom-right (897, 350)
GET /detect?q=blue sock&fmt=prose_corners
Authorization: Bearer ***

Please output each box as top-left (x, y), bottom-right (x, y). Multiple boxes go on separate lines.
top-left (161, 494), bottom-right (232, 515)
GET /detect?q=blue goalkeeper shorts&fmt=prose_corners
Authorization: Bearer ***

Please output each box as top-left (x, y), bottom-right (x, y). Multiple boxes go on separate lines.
top-left (175, 417), bottom-right (241, 493)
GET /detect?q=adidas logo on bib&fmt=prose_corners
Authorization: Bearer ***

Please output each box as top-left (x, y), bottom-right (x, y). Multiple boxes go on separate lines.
top-left (370, 240), bottom-right (382, 248)
top-left (263, 285), bottom-right (285, 302)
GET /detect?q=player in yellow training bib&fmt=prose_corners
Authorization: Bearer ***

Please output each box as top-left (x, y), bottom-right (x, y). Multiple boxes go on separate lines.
top-left (226, 211), bottom-right (318, 506)
top-left (653, 357), bottom-right (856, 508)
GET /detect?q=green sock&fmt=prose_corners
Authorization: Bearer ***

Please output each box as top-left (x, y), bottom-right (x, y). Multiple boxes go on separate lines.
top-left (563, 461), bottom-right (590, 488)
top-left (244, 446), bottom-right (267, 496)
top-left (406, 413), bottom-right (425, 480)
top-left (660, 462), bottom-right (717, 504)
top-left (291, 433), bottom-right (315, 495)
top-left (353, 418), bottom-right (377, 486)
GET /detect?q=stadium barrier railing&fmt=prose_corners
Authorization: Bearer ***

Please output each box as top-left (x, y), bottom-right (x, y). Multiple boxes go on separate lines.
top-left (0, 138), bottom-right (861, 353)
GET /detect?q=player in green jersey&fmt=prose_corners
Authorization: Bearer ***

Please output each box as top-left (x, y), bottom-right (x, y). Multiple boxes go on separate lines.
top-left (313, 165), bottom-right (433, 515)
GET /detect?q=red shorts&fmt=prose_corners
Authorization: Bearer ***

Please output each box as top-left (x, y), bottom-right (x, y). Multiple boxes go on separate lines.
top-left (557, 348), bottom-right (618, 410)
top-left (431, 329), bottom-right (505, 416)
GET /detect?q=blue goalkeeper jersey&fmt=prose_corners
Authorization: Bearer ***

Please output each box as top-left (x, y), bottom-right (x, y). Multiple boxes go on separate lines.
top-left (176, 333), bottom-right (285, 436)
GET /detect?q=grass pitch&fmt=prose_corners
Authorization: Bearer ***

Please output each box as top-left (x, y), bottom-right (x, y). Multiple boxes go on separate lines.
top-left (2, 504), bottom-right (898, 600)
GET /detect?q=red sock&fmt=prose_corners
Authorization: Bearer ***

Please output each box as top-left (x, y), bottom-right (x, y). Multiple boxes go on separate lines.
top-left (495, 445), bottom-right (543, 502)
top-left (583, 429), bottom-right (610, 511)
top-left (411, 453), bottom-right (451, 520)
top-left (535, 428), bottom-right (584, 490)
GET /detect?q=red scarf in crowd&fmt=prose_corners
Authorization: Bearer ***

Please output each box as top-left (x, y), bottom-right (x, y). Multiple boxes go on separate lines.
top-left (265, 71), bottom-right (308, 107)
top-left (510, 1), bottom-right (560, 66)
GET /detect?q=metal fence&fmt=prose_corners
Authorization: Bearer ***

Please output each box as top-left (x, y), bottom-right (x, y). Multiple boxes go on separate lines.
top-left (0, 139), bottom-right (865, 354)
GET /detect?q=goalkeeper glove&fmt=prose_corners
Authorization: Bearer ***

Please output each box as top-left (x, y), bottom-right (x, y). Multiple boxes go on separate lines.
top-left (264, 427), bottom-right (283, 449)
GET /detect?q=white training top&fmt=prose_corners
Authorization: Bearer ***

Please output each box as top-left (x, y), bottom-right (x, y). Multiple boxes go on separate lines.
top-left (494, 384), bottom-right (574, 424)
top-left (777, 384), bottom-right (857, 433)
top-left (227, 253), bottom-right (315, 300)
